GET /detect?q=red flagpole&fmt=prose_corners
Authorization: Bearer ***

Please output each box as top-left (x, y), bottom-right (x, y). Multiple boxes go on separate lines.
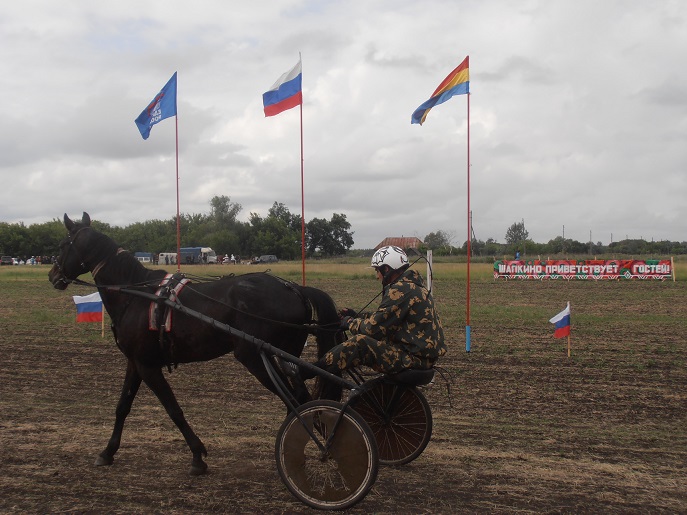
top-left (175, 114), bottom-right (181, 272)
top-left (299, 101), bottom-right (306, 286)
top-left (466, 84), bottom-right (472, 352)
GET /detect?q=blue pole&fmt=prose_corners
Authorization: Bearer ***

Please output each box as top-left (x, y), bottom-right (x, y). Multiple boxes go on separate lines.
top-left (466, 325), bottom-right (471, 352)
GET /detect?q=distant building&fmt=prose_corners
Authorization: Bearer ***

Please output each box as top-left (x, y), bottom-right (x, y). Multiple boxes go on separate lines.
top-left (374, 237), bottom-right (424, 252)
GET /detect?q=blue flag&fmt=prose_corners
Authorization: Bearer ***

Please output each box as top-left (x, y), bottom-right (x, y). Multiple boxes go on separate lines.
top-left (135, 72), bottom-right (177, 140)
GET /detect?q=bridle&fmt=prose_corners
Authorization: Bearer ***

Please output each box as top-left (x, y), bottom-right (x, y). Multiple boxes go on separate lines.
top-left (53, 226), bottom-right (94, 284)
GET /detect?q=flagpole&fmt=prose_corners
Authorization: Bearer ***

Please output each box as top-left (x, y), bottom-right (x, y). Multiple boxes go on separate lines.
top-left (299, 101), bottom-right (307, 285)
top-left (299, 54), bottom-right (306, 286)
top-left (567, 301), bottom-right (571, 358)
top-left (101, 302), bottom-right (105, 339)
top-left (175, 114), bottom-right (181, 272)
top-left (466, 89), bottom-right (472, 352)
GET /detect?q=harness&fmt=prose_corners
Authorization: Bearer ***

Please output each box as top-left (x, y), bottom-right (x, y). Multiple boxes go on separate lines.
top-left (148, 273), bottom-right (191, 332)
top-left (145, 273), bottom-right (190, 371)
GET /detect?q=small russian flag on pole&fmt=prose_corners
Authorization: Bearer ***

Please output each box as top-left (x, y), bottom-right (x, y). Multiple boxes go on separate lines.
top-left (549, 302), bottom-right (571, 338)
top-left (549, 302), bottom-right (572, 357)
top-left (73, 292), bottom-right (103, 323)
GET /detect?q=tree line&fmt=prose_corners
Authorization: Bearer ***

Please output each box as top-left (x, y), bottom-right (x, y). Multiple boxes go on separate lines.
top-left (0, 196), bottom-right (354, 261)
top-left (3, 207), bottom-right (684, 263)
top-left (424, 221), bottom-right (687, 258)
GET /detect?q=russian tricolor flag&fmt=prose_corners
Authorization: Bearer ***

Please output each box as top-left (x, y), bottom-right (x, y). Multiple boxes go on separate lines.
top-left (549, 302), bottom-right (571, 338)
top-left (73, 292), bottom-right (103, 323)
top-left (262, 59), bottom-right (302, 117)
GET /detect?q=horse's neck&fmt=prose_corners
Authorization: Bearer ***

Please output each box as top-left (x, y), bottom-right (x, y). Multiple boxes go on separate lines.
top-left (95, 260), bottom-right (166, 323)
top-left (94, 253), bottom-right (162, 288)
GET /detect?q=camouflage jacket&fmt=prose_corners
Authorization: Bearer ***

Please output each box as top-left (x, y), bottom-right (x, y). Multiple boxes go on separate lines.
top-left (345, 268), bottom-right (447, 361)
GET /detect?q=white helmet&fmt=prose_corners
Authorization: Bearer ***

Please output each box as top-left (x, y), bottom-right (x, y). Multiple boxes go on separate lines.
top-left (371, 246), bottom-right (409, 271)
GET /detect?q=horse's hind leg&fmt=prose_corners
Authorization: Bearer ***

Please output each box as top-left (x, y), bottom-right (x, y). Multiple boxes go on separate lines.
top-left (135, 363), bottom-right (208, 476)
top-left (96, 359), bottom-right (142, 467)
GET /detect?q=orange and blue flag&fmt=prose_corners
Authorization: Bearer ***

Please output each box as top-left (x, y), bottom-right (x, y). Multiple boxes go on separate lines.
top-left (411, 56), bottom-right (469, 125)
top-left (549, 302), bottom-right (571, 339)
top-left (73, 292), bottom-right (103, 323)
top-left (263, 59), bottom-right (302, 117)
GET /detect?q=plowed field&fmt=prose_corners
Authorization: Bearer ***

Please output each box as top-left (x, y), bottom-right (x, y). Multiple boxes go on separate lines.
top-left (1, 266), bottom-right (685, 513)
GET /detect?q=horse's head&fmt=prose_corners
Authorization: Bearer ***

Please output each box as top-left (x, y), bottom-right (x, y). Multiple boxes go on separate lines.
top-left (48, 212), bottom-right (96, 290)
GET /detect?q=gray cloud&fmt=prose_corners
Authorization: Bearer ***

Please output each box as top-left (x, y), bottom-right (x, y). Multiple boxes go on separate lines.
top-left (1, 0), bottom-right (686, 248)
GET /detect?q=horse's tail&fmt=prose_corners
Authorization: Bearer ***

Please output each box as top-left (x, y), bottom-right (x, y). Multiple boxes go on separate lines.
top-left (299, 285), bottom-right (344, 401)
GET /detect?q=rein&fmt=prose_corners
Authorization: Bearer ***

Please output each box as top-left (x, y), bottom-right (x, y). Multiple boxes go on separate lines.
top-left (58, 235), bottom-right (432, 334)
top-left (66, 256), bottom-right (432, 333)
top-left (65, 274), bottom-right (337, 333)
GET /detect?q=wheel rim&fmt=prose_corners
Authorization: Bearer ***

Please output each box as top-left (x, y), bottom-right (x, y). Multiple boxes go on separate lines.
top-left (352, 383), bottom-right (432, 465)
top-left (276, 401), bottom-right (378, 510)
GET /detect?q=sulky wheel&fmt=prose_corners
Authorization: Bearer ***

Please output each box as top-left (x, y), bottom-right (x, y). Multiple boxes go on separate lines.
top-left (275, 400), bottom-right (379, 511)
top-left (350, 383), bottom-right (433, 466)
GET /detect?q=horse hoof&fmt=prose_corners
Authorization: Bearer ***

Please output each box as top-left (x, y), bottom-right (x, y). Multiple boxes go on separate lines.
top-left (94, 455), bottom-right (114, 467)
top-left (189, 461), bottom-right (208, 476)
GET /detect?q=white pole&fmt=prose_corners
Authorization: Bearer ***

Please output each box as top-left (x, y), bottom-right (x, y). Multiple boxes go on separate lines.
top-left (426, 249), bottom-right (433, 294)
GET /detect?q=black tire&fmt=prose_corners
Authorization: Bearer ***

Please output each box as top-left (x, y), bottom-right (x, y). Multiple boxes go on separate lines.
top-left (350, 383), bottom-right (432, 466)
top-left (275, 400), bottom-right (379, 510)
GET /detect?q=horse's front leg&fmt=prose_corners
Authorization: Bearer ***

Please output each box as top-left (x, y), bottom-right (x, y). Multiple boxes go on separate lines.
top-left (96, 358), bottom-right (142, 467)
top-left (135, 363), bottom-right (208, 475)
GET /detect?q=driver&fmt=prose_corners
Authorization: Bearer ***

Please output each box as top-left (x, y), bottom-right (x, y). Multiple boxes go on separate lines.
top-left (302, 245), bottom-right (446, 379)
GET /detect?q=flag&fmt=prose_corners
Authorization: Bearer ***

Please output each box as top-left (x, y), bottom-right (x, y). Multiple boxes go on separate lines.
top-left (549, 302), bottom-right (571, 339)
top-left (73, 292), bottom-right (103, 323)
top-left (411, 56), bottom-right (469, 125)
top-left (135, 72), bottom-right (178, 140)
top-left (263, 59), bottom-right (302, 117)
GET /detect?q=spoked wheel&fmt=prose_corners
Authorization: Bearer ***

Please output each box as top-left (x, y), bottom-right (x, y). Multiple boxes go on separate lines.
top-left (350, 382), bottom-right (432, 466)
top-left (275, 400), bottom-right (379, 510)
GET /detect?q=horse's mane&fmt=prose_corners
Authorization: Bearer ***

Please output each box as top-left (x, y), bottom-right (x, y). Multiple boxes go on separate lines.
top-left (88, 229), bottom-right (166, 286)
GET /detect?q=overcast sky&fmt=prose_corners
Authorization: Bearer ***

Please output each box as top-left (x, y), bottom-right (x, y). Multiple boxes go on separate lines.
top-left (2, 1), bottom-right (685, 249)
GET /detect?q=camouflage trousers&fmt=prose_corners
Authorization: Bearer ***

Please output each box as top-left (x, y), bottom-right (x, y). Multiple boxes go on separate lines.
top-left (320, 334), bottom-right (434, 375)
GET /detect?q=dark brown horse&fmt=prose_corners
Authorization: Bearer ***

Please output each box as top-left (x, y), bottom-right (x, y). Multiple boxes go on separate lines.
top-left (49, 212), bottom-right (341, 475)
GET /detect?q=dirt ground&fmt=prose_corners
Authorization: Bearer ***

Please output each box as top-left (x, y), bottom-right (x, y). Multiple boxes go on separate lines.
top-left (1, 274), bottom-right (686, 513)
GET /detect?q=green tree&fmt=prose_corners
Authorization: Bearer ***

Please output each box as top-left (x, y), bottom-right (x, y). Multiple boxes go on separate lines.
top-left (484, 238), bottom-right (503, 257)
top-left (268, 202), bottom-right (301, 232)
top-left (424, 230), bottom-right (457, 254)
top-left (205, 196), bottom-right (242, 255)
top-left (246, 210), bottom-right (301, 259)
top-left (505, 221), bottom-right (529, 246)
top-left (305, 213), bottom-right (354, 257)
top-left (210, 195), bottom-right (242, 227)
top-left (424, 231), bottom-right (451, 250)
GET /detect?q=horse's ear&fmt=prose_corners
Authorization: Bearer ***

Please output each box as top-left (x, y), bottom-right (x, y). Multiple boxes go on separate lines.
top-left (64, 213), bottom-right (74, 231)
top-left (82, 212), bottom-right (91, 226)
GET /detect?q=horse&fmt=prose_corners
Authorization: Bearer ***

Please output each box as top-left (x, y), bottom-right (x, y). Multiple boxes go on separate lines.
top-left (48, 212), bottom-right (342, 475)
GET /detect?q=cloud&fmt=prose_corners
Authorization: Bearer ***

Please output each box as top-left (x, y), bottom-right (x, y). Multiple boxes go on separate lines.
top-left (1, 0), bottom-right (686, 249)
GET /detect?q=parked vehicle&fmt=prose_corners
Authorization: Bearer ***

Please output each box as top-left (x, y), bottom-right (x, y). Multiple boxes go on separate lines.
top-left (134, 252), bottom-right (154, 263)
top-left (159, 252), bottom-right (177, 265)
top-left (258, 255), bottom-right (279, 263)
top-left (1, 256), bottom-right (13, 266)
top-left (179, 247), bottom-right (218, 264)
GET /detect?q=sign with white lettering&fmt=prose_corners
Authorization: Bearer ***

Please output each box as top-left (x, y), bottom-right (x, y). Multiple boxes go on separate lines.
top-left (493, 259), bottom-right (673, 280)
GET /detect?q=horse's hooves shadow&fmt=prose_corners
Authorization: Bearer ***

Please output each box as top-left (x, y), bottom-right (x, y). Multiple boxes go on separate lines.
top-left (94, 455), bottom-right (114, 467)
top-left (189, 461), bottom-right (209, 476)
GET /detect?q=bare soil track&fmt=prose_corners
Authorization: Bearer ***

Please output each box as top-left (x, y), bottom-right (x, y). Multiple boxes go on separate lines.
top-left (1, 272), bottom-right (686, 513)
